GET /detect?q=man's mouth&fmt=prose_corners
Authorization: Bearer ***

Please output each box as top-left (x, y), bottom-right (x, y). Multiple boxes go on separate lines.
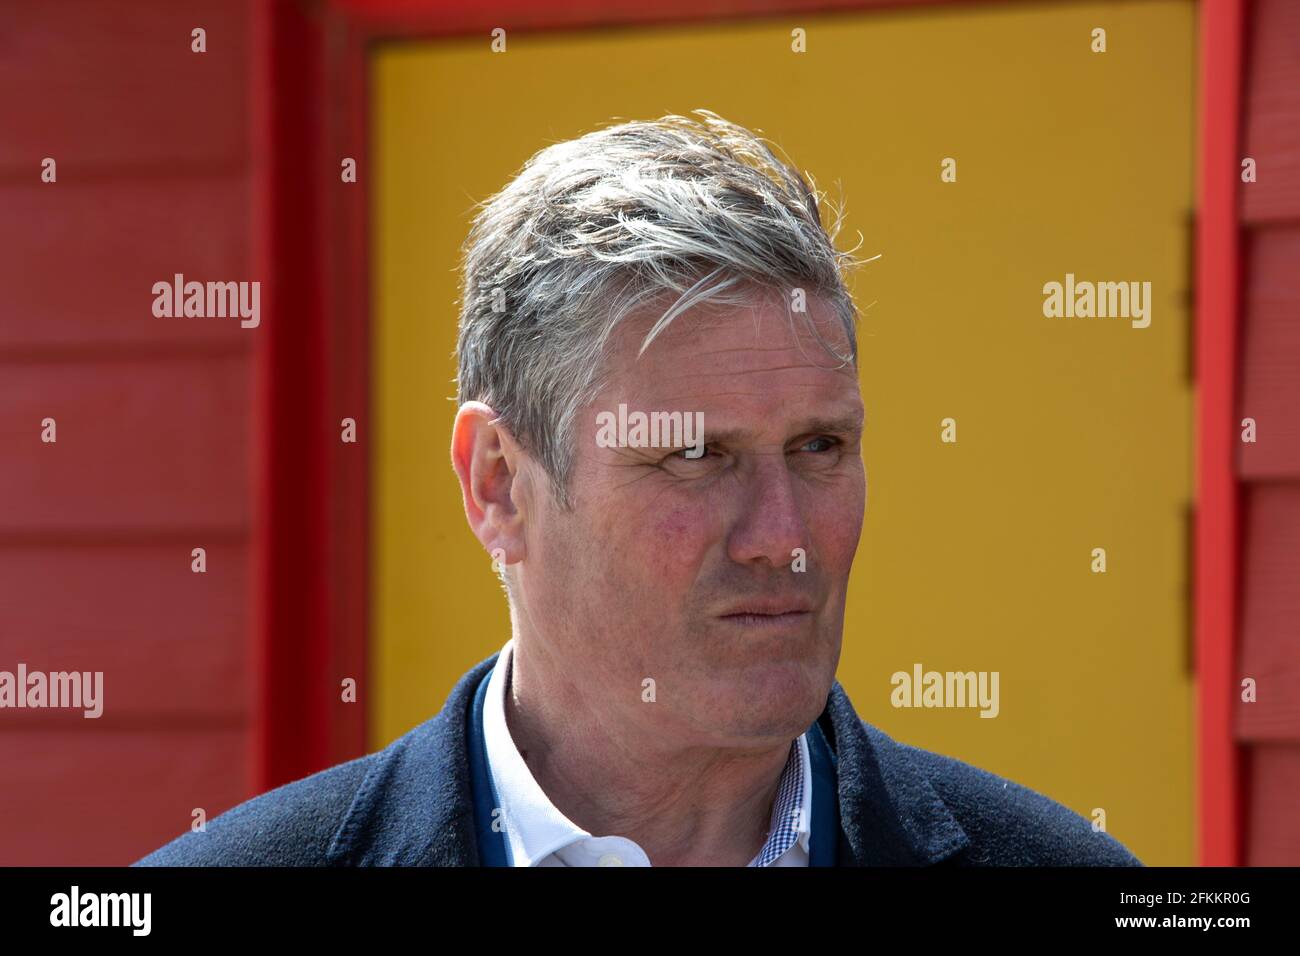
top-left (719, 611), bottom-right (811, 627)
top-left (717, 600), bottom-right (814, 627)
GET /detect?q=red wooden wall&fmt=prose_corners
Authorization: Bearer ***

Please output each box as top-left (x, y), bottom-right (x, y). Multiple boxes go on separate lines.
top-left (0, 0), bottom-right (257, 865)
top-left (1235, 0), bottom-right (1300, 867)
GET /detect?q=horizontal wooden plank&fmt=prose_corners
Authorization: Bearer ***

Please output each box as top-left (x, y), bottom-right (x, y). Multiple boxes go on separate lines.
top-left (0, 728), bottom-right (249, 866)
top-left (334, 0), bottom-right (960, 33)
top-left (0, 543), bottom-right (249, 719)
top-left (0, 0), bottom-right (250, 173)
top-left (0, 176), bottom-right (253, 351)
top-left (1237, 227), bottom-right (1300, 478)
top-left (1236, 482), bottom-right (1300, 741)
top-left (0, 355), bottom-right (251, 532)
top-left (1245, 744), bottom-right (1300, 865)
top-left (1240, 0), bottom-right (1300, 224)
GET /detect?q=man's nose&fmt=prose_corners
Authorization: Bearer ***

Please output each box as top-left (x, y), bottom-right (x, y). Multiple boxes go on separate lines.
top-left (725, 453), bottom-right (810, 569)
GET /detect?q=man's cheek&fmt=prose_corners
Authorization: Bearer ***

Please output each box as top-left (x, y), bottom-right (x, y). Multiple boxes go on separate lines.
top-left (638, 506), bottom-right (712, 578)
top-left (654, 502), bottom-right (714, 547)
top-left (831, 473), bottom-right (866, 550)
top-left (814, 505), bottom-right (864, 571)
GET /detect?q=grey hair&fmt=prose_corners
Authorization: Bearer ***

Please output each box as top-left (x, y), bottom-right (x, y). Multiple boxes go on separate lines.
top-left (455, 109), bottom-right (866, 511)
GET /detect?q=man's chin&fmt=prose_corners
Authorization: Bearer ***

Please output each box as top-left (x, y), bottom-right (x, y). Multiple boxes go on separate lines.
top-left (698, 664), bottom-right (830, 739)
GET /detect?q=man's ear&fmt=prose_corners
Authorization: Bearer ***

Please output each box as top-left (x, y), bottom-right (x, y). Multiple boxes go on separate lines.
top-left (450, 402), bottom-right (528, 566)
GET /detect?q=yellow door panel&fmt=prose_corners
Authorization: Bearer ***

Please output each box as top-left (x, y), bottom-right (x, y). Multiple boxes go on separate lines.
top-left (373, 0), bottom-right (1195, 864)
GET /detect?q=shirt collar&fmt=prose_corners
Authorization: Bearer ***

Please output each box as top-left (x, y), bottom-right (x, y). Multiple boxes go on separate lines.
top-left (482, 640), bottom-right (589, 865)
top-left (753, 728), bottom-right (812, 865)
top-left (482, 639), bottom-right (811, 866)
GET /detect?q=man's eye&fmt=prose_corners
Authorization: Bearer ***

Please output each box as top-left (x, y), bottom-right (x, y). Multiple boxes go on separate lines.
top-left (664, 438), bottom-right (840, 462)
top-left (672, 444), bottom-right (713, 460)
top-left (801, 436), bottom-right (840, 453)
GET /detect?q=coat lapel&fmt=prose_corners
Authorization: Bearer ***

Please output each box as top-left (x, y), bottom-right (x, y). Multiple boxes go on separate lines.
top-left (819, 681), bottom-right (970, 865)
top-left (326, 654), bottom-right (497, 866)
top-left (328, 653), bottom-right (969, 867)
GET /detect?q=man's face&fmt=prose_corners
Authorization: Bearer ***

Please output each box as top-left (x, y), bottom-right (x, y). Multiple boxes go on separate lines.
top-left (516, 289), bottom-right (865, 750)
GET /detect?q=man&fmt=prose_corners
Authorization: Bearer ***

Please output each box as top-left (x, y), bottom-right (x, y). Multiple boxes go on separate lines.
top-left (137, 111), bottom-right (1140, 867)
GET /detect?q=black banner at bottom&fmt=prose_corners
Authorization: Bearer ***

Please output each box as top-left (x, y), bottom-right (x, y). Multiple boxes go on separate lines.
top-left (0, 866), bottom-right (1285, 942)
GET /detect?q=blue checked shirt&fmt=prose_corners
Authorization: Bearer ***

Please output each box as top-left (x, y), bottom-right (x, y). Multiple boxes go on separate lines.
top-left (483, 639), bottom-right (812, 866)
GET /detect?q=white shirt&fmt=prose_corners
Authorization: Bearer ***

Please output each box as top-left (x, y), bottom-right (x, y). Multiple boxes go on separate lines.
top-left (482, 639), bottom-right (812, 866)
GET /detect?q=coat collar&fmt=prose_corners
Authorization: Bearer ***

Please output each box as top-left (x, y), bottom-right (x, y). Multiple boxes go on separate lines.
top-left (327, 652), bottom-right (969, 866)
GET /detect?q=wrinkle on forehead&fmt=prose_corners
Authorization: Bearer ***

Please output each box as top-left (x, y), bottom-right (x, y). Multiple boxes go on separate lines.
top-left (581, 292), bottom-right (861, 447)
top-left (617, 286), bottom-right (853, 367)
top-left (644, 309), bottom-right (842, 364)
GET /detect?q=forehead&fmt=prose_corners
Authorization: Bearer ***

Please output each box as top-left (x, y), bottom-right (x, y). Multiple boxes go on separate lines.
top-left (595, 289), bottom-right (861, 420)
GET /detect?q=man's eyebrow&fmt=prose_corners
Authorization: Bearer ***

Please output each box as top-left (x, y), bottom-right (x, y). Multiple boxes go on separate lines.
top-left (794, 415), bottom-right (866, 437)
top-left (690, 415), bottom-right (865, 446)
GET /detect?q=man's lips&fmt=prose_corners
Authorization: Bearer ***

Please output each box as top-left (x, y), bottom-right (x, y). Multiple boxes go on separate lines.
top-left (717, 600), bottom-right (814, 625)
top-left (717, 611), bottom-right (812, 630)
top-left (718, 599), bottom-right (814, 617)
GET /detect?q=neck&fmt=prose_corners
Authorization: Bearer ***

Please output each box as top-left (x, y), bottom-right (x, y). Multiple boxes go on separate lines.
top-left (503, 638), bottom-right (793, 867)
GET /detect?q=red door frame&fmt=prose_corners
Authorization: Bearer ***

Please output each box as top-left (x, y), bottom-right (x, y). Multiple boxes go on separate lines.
top-left (252, 0), bottom-right (1247, 865)
top-left (250, 0), bottom-right (373, 790)
top-left (1194, 0), bottom-right (1246, 868)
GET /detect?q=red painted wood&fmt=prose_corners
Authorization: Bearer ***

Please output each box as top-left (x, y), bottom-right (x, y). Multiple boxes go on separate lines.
top-left (325, 22), bottom-right (374, 762)
top-left (0, 0), bottom-right (250, 174)
top-left (0, 729), bottom-right (247, 866)
top-left (0, 0), bottom-right (258, 869)
top-left (0, 356), bottom-right (251, 532)
top-left (0, 544), bottom-right (249, 720)
top-left (1194, 0), bottom-right (1245, 867)
top-left (1238, 230), bottom-right (1300, 479)
top-left (0, 178), bottom-right (252, 352)
top-left (1237, 0), bottom-right (1300, 864)
top-left (240, 2), bottom-right (372, 783)
top-left (1245, 744), bottom-right (1300, 865)
top-left (332, 0), bottom-right (968, 34)
top-left (1240, 0), bottom-right (1300, 224)
top-left (250, 0), bottom-right (333, 790)
top-left (1237, 483), bottom-right (1300, 741)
